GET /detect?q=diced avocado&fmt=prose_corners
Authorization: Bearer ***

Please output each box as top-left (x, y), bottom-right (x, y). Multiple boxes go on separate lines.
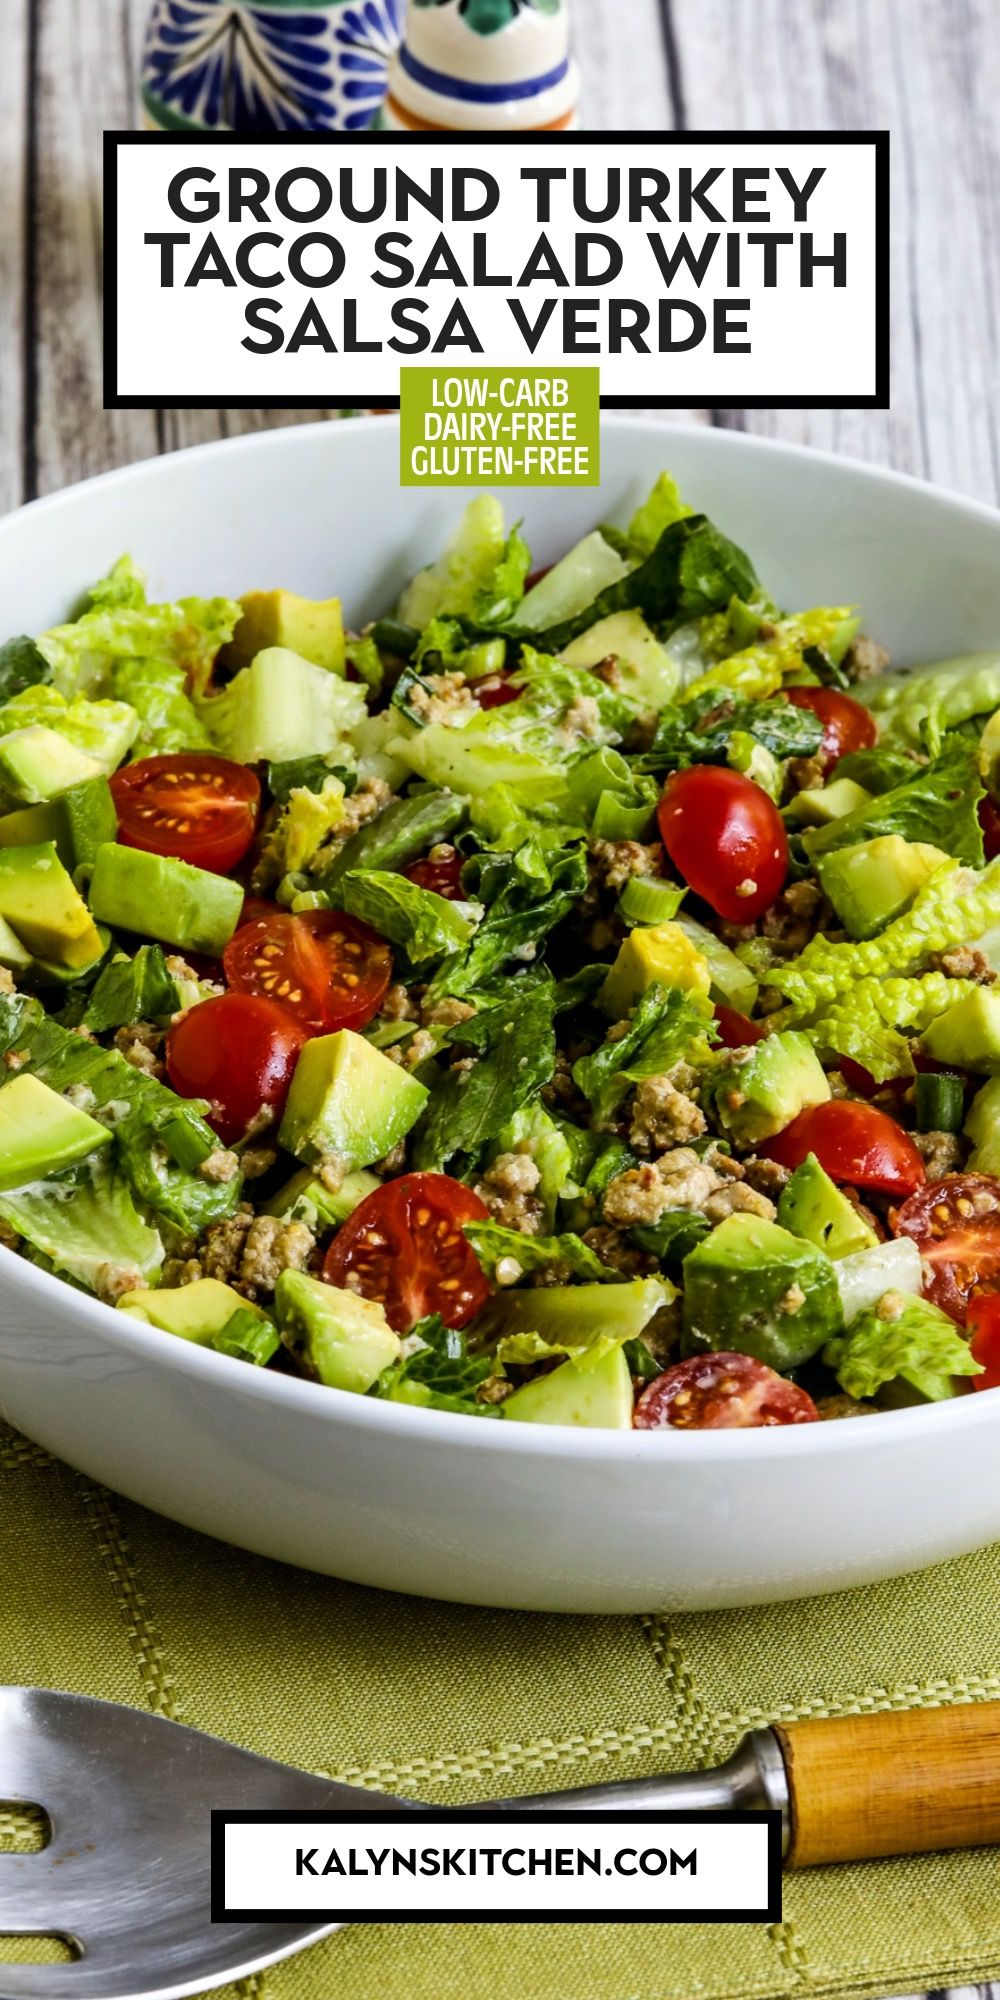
top-left (965, 1076), bottom-right (1000, 1173)
top-left (118, 1278), bottom-right (263, 1339)
top-left (683, 1213), bottom-right (843, 1371)
top-left (221, 590), bottom-right (345, 676)
top-left (787, 777), bottom-right (872, 828)
top-left (558, 610), bottom-right (679, 712)
top-left (777, 1153), bottom-right (879, 1259)
top-left (262, 1165), bottom-right (379, 1229)
top-left (599, 922), bottom-right (711, 1018)
top-left (0, 842), bottom-right (103, 967)
top-left (0, 1073), bottom-right (111, 1190)
top-left (203, 648), bottom-right (366, 765)
top-left (675, 912), bottom-right (758, 1014)
top-left (705, 1030), bottom-right (830, 1147)
top-left (815, 835), bottom-right (949, 941)
top-left (0, 776), bottom-right (118, 874)
top-left (279, 1029), bottom-right (428, 1171)
top-left (88, 844), bottom-right (243, 956)
top-left (923, 989), bottom-right (1000, 1074)
top-left (0, 726), bottom-right (103, 806)
top-left (476, 1275), bottom-right (673, 1352)
top-left (275, 1270), bottom-right (400, 1393)
top-left (503, 1345), bottom-right (634, 1429)
top-left (0, 915), bottom-right (33, 973)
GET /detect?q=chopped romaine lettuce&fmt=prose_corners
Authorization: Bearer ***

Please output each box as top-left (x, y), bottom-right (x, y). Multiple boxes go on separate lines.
top-left (397, 499), bottom-right (529, 630)
top-left (0, 686), bottom-right (138, 773)
top-left (867, 652), bottom-right (1000, 748)
top-left (0, 1151), bottom-right (163, 1296)
top-left (573, 983), bottom-right (715, 1124)
top-left (0, 636), bottom-right (51, 704)
top-left (464, 1221), bottom-right (616, 1285)
top-left (40, 567), bottom-right (238, 700)
top-left (376, 1314), bottom-right (498, 1417)
top-left (824, 1292), bottom-right (981, 1402)
top-left (82, 947), bottom-right (181, 1033)
top-left (427, 840), bottom-right (585, 999)
top-left (111, 658), bottom-right (212, 758)
top-left (318, 791), bottom-right (466, 893)
top-left (805, 972), bottom-right (982, 1082)
top-left (641, 688), bottom-right (824, 774)
top-left (412, 983), bottom-right (557, 1172)
top-left (334, 870), bottom-right (476, 966)
top-left (523, 514), bottom-right (760, 653)
top-left (624, 472), bottom-right (693, 559)
top-left (803, 738), bottom-right (985, 866)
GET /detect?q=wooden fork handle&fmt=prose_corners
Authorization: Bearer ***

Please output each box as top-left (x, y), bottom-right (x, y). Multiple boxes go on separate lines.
top-left (776, 1702), bottom-right (1000, 1866)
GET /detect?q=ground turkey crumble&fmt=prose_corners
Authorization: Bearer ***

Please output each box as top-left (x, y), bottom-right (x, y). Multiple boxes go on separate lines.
top-left (930, 946), bottom-right (996, 985)
top-left (913, 1130), bottom-right (964, 1180)
top-left (113, 1022), bottom-right (165, 1077)
top-left (405, 672), bottom-right (478, 728)
top-left (474, 1151), bottom-right (544, 1234)
top-left (165, 1206), bottom-right (315, 1300)
top-left (628, 1066), bottom-right (706, 1152)
top-left (602, 1146), bottom-right (777, 1229)
top-left (587, 839), bottom-right (664, 896)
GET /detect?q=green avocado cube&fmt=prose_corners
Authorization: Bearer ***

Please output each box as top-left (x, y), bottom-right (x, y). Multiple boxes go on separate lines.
top-left (0, 841), bottom-right (104, 967)
top-left (262, 1166), bottom-right (379, 1229)
top-left (0, 726), bottom-right (103, 806)
top-left (476, 1275), bottom-right (674, 1351)
top-left (923, 989), bottom-right (1000, 1074)
top-left (558, 610), bottom-right (679, 712)
top-left (222, 590), bottom-right (346, 676)
top-left (786, 777), bottom-right (872, 828)
top-left (279, 1029), bottom-right (428, 1171)
top-left (503, 1346), bottom-right (634, 1429)
top-left (777, 1153), bottom-right (879, 1259)
top-left (0, 776), bottom-right (118, 873)
top-left (118, 1278), bottom-right (262, 1340)
top-left (88, 844), bottom-right (244, 956)
top-left (815, 835), bottom-right (949, 941)
top-left (275, 1270), bottom-right (400, 1394)
top-left (0, 1073), bottom-right (111, 1189)
top-left (704, 1030), bottom-right (830, 1148)
top-left (965, 1076), bottom-right (1000, 1173)
top-left (683, 1213), bottom-right (843, 1371)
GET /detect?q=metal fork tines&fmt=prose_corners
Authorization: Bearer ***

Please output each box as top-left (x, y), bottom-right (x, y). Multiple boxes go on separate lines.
top-left (0, 1688), bottom-right (370, 2000)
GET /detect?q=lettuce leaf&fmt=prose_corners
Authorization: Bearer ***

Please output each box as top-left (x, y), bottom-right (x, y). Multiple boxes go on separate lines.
top-left (803, 738), bottom-right (984, 865)
top-left (640, 688), bottom-right (823, 774)
top-left (490, 1101), bottom-right (577, 1231)
top-left (624, 472), bottom-right (693, 559)
top-left (412, 983), bottom-right (557, 1173)
top-left (0, 636), bottom-right (51, 704)
top-left (318, 791), bottom-right (466, 894)
top-left (111, 658), bottom-right (212, 758)
top-left (573, 983), bottom-right (715, 1124)
top-left (804, 972), bottom-right (982, 1082)
top-left (522, 514), bottom-right (760, 652)
top-left (0, 686), bottom-right (138, 773)
top-left (0, 1151), bottom-right (163, 1296)
top-left (397, 499), bottom-right (529, 630)
top-left (427, 840), bottom-right (585, 1000)
top-left (464, 1221), bottom-right (616, 1285)
top-left (376, 1314), bottom-right (498, 1417)
top-left (82, 946), bottom-right (181, 1033)
top-left (39, 566), bottom-right (239, 699)
top-left (334, 869), bottom-right (476, 966)
top-left (682, 606), bottom-right (859, 707)
top-left (866, 652), bottom-right (1000, 748)
top-left (767, 860), bottom-right (1000, 1018)
top-left (563, 746), bottom-right (659, 838)
top-left (824, 1292), bottom-right (981, 1402)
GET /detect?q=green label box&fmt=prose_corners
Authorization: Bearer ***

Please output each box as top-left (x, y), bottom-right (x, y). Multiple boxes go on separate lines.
top-left (400, 368), bottom-right (600, 487)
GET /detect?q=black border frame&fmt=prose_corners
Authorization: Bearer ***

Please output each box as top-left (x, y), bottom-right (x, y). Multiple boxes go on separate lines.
top-left (209, 1806), bottom-right (783, 1925)
top-left (103, 130), bottom-right (889, 413)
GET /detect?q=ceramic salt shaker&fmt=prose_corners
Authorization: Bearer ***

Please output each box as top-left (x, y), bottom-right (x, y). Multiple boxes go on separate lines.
top-left (141, 0), bottom-right (403, 133)
top-left (382, 0), bottom-right (579, 133)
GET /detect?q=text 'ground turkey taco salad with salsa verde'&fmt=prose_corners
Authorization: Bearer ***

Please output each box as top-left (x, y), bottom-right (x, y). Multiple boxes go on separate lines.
top-left (4, 473), bottom-right (1000, 1429)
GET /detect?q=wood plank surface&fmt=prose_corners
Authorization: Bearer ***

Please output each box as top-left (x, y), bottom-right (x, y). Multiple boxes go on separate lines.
top-left (6, 7), bottom-right (1000, 1997)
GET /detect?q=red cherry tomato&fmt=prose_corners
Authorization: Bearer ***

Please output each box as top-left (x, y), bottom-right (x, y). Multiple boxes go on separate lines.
top-left (761, 1100), bottom-right (925, 1196)
top-left (111, 754), bottom-right (260, 874)
top-left (980, 797), bottom-right (1000, 862)
top-left (657, 766), bottom-right (787, 922)
top-left (634, 1353), bottom-right (818, 1430)
top-left (785, 686), bottom-right (877, 772)
top-left (166, 993), bottom-right (305, 1145)
top-left (714, 1005), bottom-right (766, 1049)
top-left (403, 851), bottom-right (464, 899)
top-left (893, 1174), bottom-right (1000, 1324)
top-left (473, 673), bottom-right (520, 711)
top-left (968, 1294), bottom-right (1000, 1390)
top-left (223, 909), bottom-right (391, 1036)
top-left (324, 1173), bottom-right (492, 1334)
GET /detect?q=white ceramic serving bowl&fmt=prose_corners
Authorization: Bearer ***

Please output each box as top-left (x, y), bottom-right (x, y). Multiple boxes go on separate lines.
top-left (3, 417), bottom-right (1000, 1615)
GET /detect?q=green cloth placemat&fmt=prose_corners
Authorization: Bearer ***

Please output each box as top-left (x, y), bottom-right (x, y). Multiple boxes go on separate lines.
top-left (3, 1419), bottom-right (1000, 2000)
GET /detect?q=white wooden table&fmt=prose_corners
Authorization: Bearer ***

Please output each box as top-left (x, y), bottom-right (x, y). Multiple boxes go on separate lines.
top-left (2, 4), bottom-right (1000, 1996)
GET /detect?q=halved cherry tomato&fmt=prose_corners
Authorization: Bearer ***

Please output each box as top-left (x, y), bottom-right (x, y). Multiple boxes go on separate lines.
top-left (324, 1173), bottom-right (492, 1333)
top-left (785, 686), bottom-right (877, 772)
top-left (223, 909), bottom-right (391, 1036)
top-left (634, 1353), bottom-right (818, 1430)
top-left (166, 993), bottom-right (305, 1145)
top-left (761, 1100), bottom-right (925, 1196)
top-left (111, 754), bottom-right (260, 874)
top-left (714, 1005), bottom-right (766, 1049)
top-left (980, 797), bottom-right (1000, 862)
top-left (968, 1293), bottom-right (1000, 1390)
top-left (473, 673), bottom-right (520, 711)
top-left (893, 1174), bottom-right (1000, 1324)
top-left (657, 766), bottom-right (787, 922)
top-left (404, 851), bottom-right (464, 899)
